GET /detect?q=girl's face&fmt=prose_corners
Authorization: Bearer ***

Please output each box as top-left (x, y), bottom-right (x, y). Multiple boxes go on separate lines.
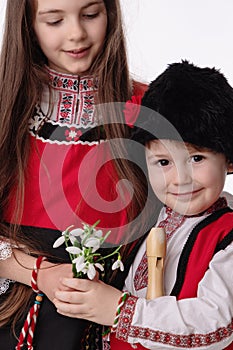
top-left (34, 0), bottom-right (107, 75)
top-left (146, 139), bottom-right (233, 215)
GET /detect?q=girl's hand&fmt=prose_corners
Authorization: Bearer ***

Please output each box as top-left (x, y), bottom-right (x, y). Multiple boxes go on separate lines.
top-left (37, 262), bottom-right (73, 302)
top-left (53, 278), bottom-right (122, 326)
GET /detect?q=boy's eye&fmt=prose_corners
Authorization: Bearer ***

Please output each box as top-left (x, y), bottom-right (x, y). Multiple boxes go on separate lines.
top-left (158, 159), bottom-right (170, 166)
top-left (192, 155), bottom-right (204, 162)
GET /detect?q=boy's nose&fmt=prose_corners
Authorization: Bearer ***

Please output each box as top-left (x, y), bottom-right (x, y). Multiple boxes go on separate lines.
top-left (173, 165), bottom-right (192, 186)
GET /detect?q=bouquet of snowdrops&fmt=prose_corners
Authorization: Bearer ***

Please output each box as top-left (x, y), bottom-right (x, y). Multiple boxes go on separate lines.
top-left (53, 220), bottom-right (124, 280)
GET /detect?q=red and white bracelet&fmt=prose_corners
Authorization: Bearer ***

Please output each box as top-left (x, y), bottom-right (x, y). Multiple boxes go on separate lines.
top-left (16, 256), bottom-right (46, 350)
top-left (102, 291), bottom-right (131, 340)
top-left (111, 291), bottom-right (130, 332)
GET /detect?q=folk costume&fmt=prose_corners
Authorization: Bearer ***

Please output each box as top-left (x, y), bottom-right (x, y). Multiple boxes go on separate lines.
top-left (109, 197), bottom-right (233, 349)
top-left (108, 62), bottom-right (233, 349)
top-left (0, 66), bottom-right (147, 350)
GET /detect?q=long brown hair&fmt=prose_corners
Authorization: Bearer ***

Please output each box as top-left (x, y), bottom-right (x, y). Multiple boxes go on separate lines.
top-left (0, 0), bottom-right (148, 328)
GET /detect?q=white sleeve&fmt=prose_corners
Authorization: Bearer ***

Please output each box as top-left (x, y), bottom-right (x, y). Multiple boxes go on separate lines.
top-left (0, 239), bottom-right (15, 294)
top-left (116, 243), bottom-right (233, 349)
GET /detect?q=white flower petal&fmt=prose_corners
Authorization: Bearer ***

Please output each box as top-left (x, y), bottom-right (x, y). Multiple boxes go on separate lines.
top-left (93, 229), bottom-right (103, 238)
top-left (119, 260), bottom-right (124, 272)
top-left (53, 236), bottom-right (65, 248)
top-left (112, 259), bottom-right (124, 271)
top-left (69, 235), bottom-right (77, 245)
top-left (112, 260), bottom-right (119, 270)
top-left (69, 228), bottom-right (84, 237)
top-left (87, 264), bottom-right (96, 280)
top-left (84, 237), bottom-right (100, 252)
top-left (73, 254), bottom-right (85, 265)
top-left (66, 246), bottom-right (82, 255)
top-left (94, 263), bottom-right (104, 272)
top-left (75, 261), bottom-right (86, 273)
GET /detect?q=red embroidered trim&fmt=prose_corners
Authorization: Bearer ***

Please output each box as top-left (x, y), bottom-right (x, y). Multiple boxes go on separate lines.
top-left (116, 295), bottom-right (138, 341)
top-left (134, 197), bottom-right (228, 292)
top-left (134, 253), bottom-right (147, 291)
top-left (127, 319), bottom-right (233, 348)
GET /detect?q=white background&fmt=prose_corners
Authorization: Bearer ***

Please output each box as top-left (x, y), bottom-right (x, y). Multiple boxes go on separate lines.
top-left (0, 0), bottom-right (232, 192)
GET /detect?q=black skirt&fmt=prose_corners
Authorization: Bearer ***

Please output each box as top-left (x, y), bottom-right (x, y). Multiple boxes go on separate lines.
top-left (0, 226), bottom-right (98, 350)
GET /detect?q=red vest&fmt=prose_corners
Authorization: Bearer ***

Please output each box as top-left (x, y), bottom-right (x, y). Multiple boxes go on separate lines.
top-left (110, 209), bottom-right (233, 349)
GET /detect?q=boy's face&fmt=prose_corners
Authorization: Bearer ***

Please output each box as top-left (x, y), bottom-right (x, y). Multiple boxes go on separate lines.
top-left (145, 139), bottom-right (233, 215)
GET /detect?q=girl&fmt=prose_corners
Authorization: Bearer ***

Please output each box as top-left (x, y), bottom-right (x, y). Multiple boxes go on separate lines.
top-left (53, 61), bottom-right (233, 349)
top-left (0, 0), bottom-right (147, 349)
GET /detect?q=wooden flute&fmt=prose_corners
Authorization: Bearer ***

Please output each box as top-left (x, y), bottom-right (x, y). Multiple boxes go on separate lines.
top-left (146, 227), bottom-right (166, 300)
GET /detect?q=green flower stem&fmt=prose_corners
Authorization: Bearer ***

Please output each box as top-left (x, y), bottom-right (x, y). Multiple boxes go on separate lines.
top-left (100, 230), bottom-right (111, 244)
top-left (96, 245), bottom-right (122, 262)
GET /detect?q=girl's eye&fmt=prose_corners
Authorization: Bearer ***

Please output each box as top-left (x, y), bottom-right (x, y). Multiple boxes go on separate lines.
top-left (47, 20), bottom-right (62, 26)
top-left (83, 13), bottom-right (99, 19)
top-left (191, 155), bottom-right (204, 163)
top-left (158, 159), bottom-right (170, 167)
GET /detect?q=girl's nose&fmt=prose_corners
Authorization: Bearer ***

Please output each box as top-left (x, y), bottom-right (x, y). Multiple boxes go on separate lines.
top-left (67, 20), bottom-right (87, 42)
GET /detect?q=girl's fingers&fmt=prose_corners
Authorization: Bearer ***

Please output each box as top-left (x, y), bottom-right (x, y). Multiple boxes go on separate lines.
top-left (60, 277), bottom-right (92, 291)
top-left (53, 298), bottom-right (90, 318)
top-left (55, 290), bottom-right (85, 304)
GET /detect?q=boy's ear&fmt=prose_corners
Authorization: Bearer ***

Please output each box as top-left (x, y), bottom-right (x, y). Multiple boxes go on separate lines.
top-left (227, 162), bottom-right (233, 174)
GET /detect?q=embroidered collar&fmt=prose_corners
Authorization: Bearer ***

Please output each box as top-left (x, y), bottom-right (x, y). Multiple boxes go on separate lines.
top-left (134, 197), bottom-right (228, 292)
top-left (46, 66), bottom-right (98, 94)
top-left (158, 197), bottom-right (228, 240)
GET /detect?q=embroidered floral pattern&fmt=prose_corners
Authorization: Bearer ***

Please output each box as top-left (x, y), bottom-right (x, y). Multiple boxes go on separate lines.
top-left (59, 94), bottom-right (74, 123)
top-left (116, 295), bottom-right (138, 341)
top-left (47, 67), bottom-right (98, 126)
top-left (134, 254), bottom-right (148, 292)
top-left (133, 197), bottom-right (228, 292)
top-left (48, 72), bottom-right (79, 92)
top-left (158, 207), bottom-right (186, 239)
top-left (28, 105), bottom-right (45, 134)
top-left (65, 127), bottom-right (82, 141)
top-left (126, 319), bottom-right (233, 348)
top-left (80, 93), bottom-right (95, 127)
top-left (28, 67), bottom-right (100, 143)
top-left (116, 296), bottom-right (233, 347)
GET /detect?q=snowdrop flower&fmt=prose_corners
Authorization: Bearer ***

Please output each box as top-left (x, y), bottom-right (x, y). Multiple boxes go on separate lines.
top-left (86, 263), bottom-right (96, 280)
top-left (76, 262), bottom-right (96, 280)
top-left (53, 220), bottom-right (123, 280)
top-left (69, 228), bottom-right (84, 237)
top-left (53, 235), bottom-right (65, 248)
top-left (94, 263), bottom-right (104, 272)
top-left (112, 257), bottom-right (124, 272)
top-left (84, 237), bottom-right (100, 253)
top-left (93, 229), bottom-right (103, 239)
top-left (72, 255), bottom-right (85, 272)
top-left (66, 246), bottom-right (82, 255)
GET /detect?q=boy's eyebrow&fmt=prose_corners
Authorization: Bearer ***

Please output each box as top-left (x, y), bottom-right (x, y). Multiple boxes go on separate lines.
top-left (147, 153), bottom-right (168, 159)
top-left (38, 1), bottom-right (104, 16)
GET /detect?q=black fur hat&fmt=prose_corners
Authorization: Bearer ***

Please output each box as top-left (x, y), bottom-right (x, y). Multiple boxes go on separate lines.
top-left (132, 60), bottom-right (233, 163)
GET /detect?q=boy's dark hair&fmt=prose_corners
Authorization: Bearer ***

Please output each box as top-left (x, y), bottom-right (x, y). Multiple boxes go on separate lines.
top-left (132, 60), bottom-right (233, 163)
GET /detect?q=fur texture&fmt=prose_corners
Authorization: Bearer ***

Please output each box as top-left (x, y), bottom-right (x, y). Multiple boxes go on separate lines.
top-left (132, 60), bottom-right (233, 163)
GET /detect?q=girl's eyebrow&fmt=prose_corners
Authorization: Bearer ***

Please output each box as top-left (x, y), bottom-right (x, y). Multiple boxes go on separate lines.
top-left (38, 1), bottom-right (104, 16)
